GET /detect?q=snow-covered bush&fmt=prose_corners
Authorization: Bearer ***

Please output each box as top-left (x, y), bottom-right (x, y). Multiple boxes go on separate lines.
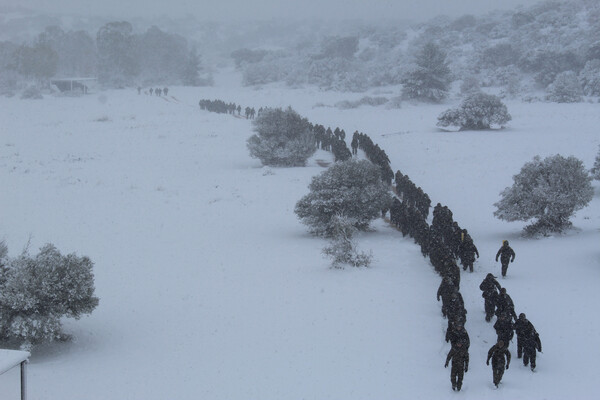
top-left (460, 76), bottom-right (481, 96)
top-left (0, 243), bottom-right (99, 348)
top-left (579, 60), bottom-right (600, 96)
top-left (20, 85), bottom-right (43, 99)
top-left (546, 71), bottom-right (583, 103)
top-left (322, 215), bottom-right (372, 269)
top-left (247, 107), bottom-right (316, 167)
top-left (478, 43), bottom-right (521, 69)
top-left (494, 155), bottom-right (593, 236)
top-left (295, 159), bottom-right (392, 236)
top-left (437, 92), bottom-right (511, 130)
top-left (592, 145), bottom-right (600, 181)
top-left (335, 96), bottom-right (388, 109)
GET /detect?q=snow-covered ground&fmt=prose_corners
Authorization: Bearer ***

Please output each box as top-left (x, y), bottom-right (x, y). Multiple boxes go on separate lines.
top-left (1, 69), bottom-right (599, 399)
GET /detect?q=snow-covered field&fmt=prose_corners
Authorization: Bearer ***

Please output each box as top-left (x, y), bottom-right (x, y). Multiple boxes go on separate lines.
top-left (1, 69), bottom-right (599, 399)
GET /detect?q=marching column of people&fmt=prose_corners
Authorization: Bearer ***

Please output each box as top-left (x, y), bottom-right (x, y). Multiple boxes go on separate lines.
top-left (200, 104), bottom-right (543, 391)
top-left (388, 171), bottom-right (472, 391)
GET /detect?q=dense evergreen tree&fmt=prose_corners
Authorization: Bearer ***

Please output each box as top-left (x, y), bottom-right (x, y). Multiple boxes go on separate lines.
top-left (401, 42), bottom-right (452, 102)
top-left (494, 154), bottom-right (593, 236)
top-left (0, 243), bottom-right (99, 348)
top-left (295, 159), bottom-right (392, 236)
top-left (545, 71), bottom-right (583, 103)
top-left (96, 21), bottom-right (140, 87)
top-left (437, 93), bottom-right (511, 130)
top-left (247, 107), bottom-right (316, 167)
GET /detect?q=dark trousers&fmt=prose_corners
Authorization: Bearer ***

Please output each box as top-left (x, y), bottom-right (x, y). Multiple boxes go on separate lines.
top-left (484, 298), bottom-right (495, 321)
top-left (501, 262), bottom-right (509, 277)
top-left (523, 347), bottom-right (537, 369)
top-left (493, 365), bottom-right (505, 386)
top-left (451, 366), bottom-right (465, 390)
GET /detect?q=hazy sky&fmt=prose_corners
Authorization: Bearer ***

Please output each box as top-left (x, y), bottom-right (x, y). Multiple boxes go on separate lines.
top-left (4, 0), bottom-right (543, 22)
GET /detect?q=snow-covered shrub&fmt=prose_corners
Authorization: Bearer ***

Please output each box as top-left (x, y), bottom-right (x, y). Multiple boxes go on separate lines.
top-left (478, 43), bottom-right (521, 69)
top-left (322, 215), bottom-right (372, 269)
top-left (579, 60), bottom-right (600, 96)
top-left (247, 107), bottom-right (316, 167)
top-left (20, 85), bottom-right (43, 99)
top-left (527, 51), bottom-right (582, 88)
top-left (546, 71), bottom-right (582, 103)
top-left (437, 92), bottom-right (511, 130)
top-left (460, 76), bottom-right (481, 96)
top-left (335, 96), bottom-right (388, 109)
top-left (0, 243), bottom-right (99, 348)
top-left (493, 155), bottom-right (593, 236)
top-left (592, 145), bottom-right (600, 181)
top-left (295, 159), bottom-right (392, 236)
top-left (242, 58), bottom-right (285, 86)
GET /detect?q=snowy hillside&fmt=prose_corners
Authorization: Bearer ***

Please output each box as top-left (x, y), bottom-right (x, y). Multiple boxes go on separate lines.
top-left (0, 68), bottom-right (599, 399)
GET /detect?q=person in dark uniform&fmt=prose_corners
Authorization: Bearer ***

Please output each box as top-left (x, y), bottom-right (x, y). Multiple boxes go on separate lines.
top-left (515, 313), bottom-right (542, 371)
top-left (445, 341), bottom-right (469, 391)
top-left (446, 322), bottom-right (470, 349)
top-left (437, 276), bottom-right (455, 318)
top-left (487, 340), bottom-right (511, 388)
top-left (494, 313), bottom-right (515, 346)
top-left (458, 229), bottom-right (479, 272)
top-left (480, 273), bottom-right (501, 322)
top-left (495, 288), bottom-right (518, 321)
top-left (496, 240), bottom-right (515, 277)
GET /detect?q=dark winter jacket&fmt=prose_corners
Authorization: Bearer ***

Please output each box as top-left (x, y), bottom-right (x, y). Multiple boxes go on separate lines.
top-left (495, 292), bottom-right (517, 320)
top-left (515, 317), bottom-right (541, 351)
top-left (446, 325), bottom-right (470, 349)
top-left (496, 243), bottom-right (515, 264)
top-left (445, 345), bottom-right (469, 371)
top-left (447, 292), bottom-right (467, 320)
top-left (437, 278), bottom-right (455, 303)
top-left (487, 344), bottom-right (511, 369)
top-left (494, 316), bottom-right (515, 343)
top-left (480, 275), bottom-right (501, 297)
top-left (458, 237), bottom-right (479, 263)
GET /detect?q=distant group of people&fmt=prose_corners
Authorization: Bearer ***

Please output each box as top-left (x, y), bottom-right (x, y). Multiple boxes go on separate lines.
top-left (197, 98), bottom-right (263, 120)
top-left (311, 124), bottom-right (352, 162)
top-left (198, 99), bottom-right (242, 115)
top-left (352, 131), bottom-right (394, 185)
top-left (138, 86), bottom-right (169, 96)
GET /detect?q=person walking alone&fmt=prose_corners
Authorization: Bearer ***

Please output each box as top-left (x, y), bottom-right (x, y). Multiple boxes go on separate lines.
top-left (495, 240), bottom-right (515, 278)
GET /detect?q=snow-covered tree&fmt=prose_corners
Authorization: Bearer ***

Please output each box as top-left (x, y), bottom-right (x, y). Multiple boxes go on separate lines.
top-left (592, 145), bottom-right (600, 181)
top-left (546, 71), bottom-right (583, 103)
top-left (181, 47), bottom-right (211, 86)
top-left (96, 21), bottom-right (140, 87)
top-left (295, 159), bottom-right (392, 236)
top-left (437, 92), bottom-right (511, 130)
top-left (36, 26), bottom-right (96, 78)
top-left (247, 107), bottom-right (316, 167)
top-left (401, 42), bottom-right (452, 102)
top-left (137, 26), bottom-right (188, 85)
top-left (322, 215), bottom-right (372, 269)
top-left (0, 243), bottom-right (99, 348)
top-left (13, 42), bottom-right (58, 81)
top-left (579, 60), bottom-right (600, 96)
top-left (493, 154), bottom-right (593, 236)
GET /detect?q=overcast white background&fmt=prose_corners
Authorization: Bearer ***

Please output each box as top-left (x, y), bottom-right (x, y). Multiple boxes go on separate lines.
top-left (2, 0), bottom-right (543, 21)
